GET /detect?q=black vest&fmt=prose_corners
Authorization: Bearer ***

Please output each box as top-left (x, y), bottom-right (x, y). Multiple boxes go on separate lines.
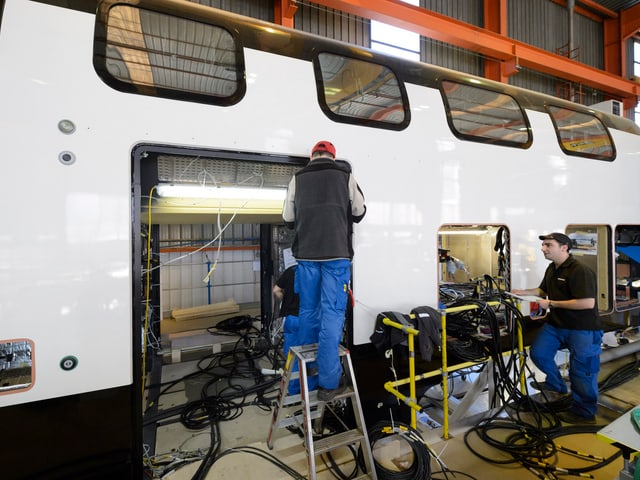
top-left (292, 159), bottom-right (354, 260)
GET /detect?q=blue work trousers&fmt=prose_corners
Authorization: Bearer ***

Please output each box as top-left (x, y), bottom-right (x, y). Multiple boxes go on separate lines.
top-left (295, 259), bottom-right (351, 390)
top-left (283, 314), bottom-right (300, 394)
top-left (530, 323), bottom-right (603, 417)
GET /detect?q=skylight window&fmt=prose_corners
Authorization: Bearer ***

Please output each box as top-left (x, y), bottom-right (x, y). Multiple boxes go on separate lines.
top-left (370, 0), bottom-right (420, 61)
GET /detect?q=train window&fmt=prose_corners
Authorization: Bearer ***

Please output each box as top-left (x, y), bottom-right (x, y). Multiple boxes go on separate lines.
top-left (565, 225), bottom-right (612, 314)
top-left (614, 225), bottom-right (640, 314)
top-left (438, 225), bottom-right (509, 302)
top-left (314, 52), bottom-right (410, 130)
top-left (0, 339), bottom-right (34, 395)
top-left (440, 81), bottom-right (532, 148)
top-left (547, 107), bottom-right (615, 160)
top-left (96, 5), bottom-right (245, 105)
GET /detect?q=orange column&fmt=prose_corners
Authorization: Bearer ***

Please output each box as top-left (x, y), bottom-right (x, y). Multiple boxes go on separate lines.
top-left (603, 18), bottom-right (622, 78)
top-left (274, 0), bottom-right (298, 28)
top-left (484, 0), bottom-right (510, 83)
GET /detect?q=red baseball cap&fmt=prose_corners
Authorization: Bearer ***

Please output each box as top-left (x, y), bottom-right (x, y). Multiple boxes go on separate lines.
top-left (311, 140), bottom-right (336, 158)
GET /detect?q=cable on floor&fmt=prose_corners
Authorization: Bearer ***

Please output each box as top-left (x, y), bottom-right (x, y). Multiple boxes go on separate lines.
top-left (143, 318), bottom-right (288, 479)
top-left (211, 445), bottom-right (307, 480)
top-left (320, 444), bottom-right (360, 480)
top-left (367, 420), bottom-right (432, 480)
top-left (448, 290), bottom-right (624, 478)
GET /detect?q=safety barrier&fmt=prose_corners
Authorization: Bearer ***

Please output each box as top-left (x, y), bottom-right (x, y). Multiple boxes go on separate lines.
top-left (381, 300), bottom-right (525, 439)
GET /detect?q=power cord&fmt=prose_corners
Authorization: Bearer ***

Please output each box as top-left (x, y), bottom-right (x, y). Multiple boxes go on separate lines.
top-left (367, 420), bottom-right (432, 480)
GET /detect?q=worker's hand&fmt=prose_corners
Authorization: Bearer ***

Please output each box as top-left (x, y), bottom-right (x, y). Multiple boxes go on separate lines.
top-left (537, 298), bottom-right (551, 310)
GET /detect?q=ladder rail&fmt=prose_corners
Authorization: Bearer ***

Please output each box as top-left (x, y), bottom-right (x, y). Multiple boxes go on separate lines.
top-left (267, 344), bottom-right (378, 480)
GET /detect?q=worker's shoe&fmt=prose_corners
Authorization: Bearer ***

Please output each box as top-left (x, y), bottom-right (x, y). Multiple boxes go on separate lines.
top-left (557, 410), bottom-right (596, 425)
top-left (529, 380), bottom-right (567, 395)
top-left (317, 382), bottom-right (347, 402)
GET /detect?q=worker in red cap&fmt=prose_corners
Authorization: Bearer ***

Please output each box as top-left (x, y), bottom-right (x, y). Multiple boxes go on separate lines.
top-left (282, 140), bottom-right (366, 400)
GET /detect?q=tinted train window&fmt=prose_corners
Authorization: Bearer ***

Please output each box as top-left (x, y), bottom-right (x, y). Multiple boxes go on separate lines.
top-left (315, 53), bottom-right (410, 130)
top-left (547, 106), bottom-right (615, 160)
top-left (96, 5), bottom-right (245, 105)
top-left (440, 81), bottom-right (532, 148)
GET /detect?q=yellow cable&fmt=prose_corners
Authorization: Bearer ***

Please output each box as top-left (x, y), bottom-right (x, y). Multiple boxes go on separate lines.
top-left (142, 186), bottom-right (156, 399)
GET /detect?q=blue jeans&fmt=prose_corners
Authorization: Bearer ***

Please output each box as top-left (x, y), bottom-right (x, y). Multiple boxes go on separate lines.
top-left (296, 259), bottom-right (351, 390)
top-left (530, 323), bottom-right (603, 417)
top-left (283, 314), bottom-right (300, 394)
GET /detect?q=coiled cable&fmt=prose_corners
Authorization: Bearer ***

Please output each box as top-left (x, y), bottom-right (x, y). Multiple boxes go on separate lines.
top-left (367, 420), bottom-right (432, 480)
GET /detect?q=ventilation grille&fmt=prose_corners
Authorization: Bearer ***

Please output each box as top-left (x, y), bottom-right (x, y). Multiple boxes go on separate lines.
top-left (157, 154), bottom-right (301, 189)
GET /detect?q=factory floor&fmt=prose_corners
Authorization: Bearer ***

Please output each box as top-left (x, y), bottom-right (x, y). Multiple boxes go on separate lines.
top-left (143, 337), bottom-right (640, 480)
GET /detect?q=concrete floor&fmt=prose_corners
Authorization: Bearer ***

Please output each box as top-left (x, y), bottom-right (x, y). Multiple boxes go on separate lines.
top-left (143, 348), bottom-right (640, 480)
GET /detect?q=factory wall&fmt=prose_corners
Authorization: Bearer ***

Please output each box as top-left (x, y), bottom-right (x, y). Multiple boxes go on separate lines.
top-left (185, 0), bottom-right (619, 106)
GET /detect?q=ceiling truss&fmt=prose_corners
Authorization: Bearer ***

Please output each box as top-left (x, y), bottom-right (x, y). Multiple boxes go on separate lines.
top-left (275, 0), bottom-right (640, 109)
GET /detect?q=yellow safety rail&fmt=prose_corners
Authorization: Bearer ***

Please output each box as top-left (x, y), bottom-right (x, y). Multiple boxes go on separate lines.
top-left (382, 300), bottom-right (525, 439)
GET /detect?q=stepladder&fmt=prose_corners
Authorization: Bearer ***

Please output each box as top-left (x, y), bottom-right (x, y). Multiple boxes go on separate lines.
top-left (267, 344), bottom-right (378, 480)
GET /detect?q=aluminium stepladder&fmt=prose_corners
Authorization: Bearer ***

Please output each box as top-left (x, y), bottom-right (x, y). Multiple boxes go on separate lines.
top-left (267, 344), bottom-right (378, 480)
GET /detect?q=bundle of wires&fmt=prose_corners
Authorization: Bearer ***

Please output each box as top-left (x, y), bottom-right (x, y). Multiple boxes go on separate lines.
top-left (367, 420), bottom-right (432, 480)
top-left (143, 321), bottom-right (283, 479)
top-left (457, 291), bottom-right (623, 477)
top-left (441, 300), bottom-right (488, 363)
top-left (598, 356), bottom-right (640, 393)
top-left (212, 446), bottom-right (307, 480)
top-left (465, 420), bottom-right (622, 478)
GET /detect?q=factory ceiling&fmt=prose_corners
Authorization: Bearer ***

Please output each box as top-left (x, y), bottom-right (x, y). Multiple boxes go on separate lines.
top-left (294, 0), bottom-right (640, 107)
top-left (589, 0), bottom-right (640, 13)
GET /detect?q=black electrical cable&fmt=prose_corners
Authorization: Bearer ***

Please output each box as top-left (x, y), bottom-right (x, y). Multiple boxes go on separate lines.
top-left (320, 445), bottom-right (359, 480)
top-left (189, 414), bottom-right (221, 480)
top-left (543, 425), bottom-right (623, 474)
top-left (367, 421), bottom-right (431, 480)
top-left (452, 285), bottom-right (624, 478)
top-left (598, 357), bottom-right (640, 393)
top-left (464, 417), bottom-right (557, 466)
top-left (212, 446), bottom-right (307, 480)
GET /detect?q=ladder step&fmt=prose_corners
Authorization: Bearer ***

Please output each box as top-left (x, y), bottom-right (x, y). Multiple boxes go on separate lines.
top-left (310, 387), bottom-right (354, 405)
top-left (282, 386), bottom-right (354, 407)
top-left (268, 344), bottom-right (377, 480)
top-left (275, 408), bottom-right (323, 429)
top-left (313, 429), bottom-right (366, 455)
top-left (291, 344), bottom-right (349, 363)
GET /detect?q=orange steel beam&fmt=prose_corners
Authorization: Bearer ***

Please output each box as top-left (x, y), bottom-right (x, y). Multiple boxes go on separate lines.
top-left (160, 245), bottom-right (259, 253)
top-left (576, 0), bottom-right (617, 18)
top-left (310, 0), bottom-right (639, 105)
top-left (274, 0), bottom-right (298, 29)
top-left (621, 4), bottom-right (640, 40)
top-left (552, 0), bottom-right (609, 22)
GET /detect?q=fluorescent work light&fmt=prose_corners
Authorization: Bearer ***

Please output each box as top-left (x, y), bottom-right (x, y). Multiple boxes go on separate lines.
top-left (156, 184), bottom-right (286, 200)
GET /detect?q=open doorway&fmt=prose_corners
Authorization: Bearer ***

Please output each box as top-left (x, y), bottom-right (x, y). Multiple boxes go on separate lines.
top-left (438, 225), bottom-right (509, 303)
top-left (132, 143), bottom-right (304, 352)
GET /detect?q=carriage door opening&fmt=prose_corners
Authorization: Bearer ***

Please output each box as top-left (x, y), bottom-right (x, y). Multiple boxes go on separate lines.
top-left (133, 146), bottom-right (304, 367)
top-left (438, 225), bottom-right (510, 302)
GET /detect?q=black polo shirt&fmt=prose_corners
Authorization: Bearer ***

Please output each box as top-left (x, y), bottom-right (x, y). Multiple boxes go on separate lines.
top-left (275, 266), bottom-right (299, 317)
top-left (538, 255), bottom-right (601, 330)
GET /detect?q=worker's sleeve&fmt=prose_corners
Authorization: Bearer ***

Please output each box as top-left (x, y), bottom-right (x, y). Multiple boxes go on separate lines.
top-left (349, 174), bottom-right (366, 223)
top-left (282, 177), bottom-right (296, 228)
